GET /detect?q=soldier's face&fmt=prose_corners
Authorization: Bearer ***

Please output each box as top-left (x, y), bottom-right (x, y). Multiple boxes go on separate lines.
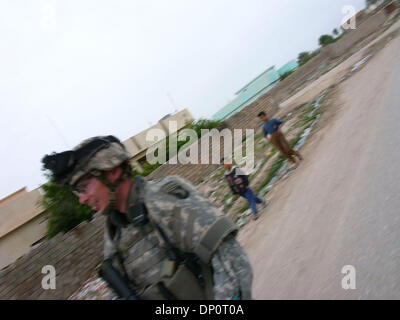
top-left (76, 176), bottom-right (110, 212)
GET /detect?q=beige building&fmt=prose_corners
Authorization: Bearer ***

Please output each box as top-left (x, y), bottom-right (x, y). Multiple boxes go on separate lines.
top-left (0, 187), bottom-right (48, 270)
top-left (122, 108), bottom-right (194, 170)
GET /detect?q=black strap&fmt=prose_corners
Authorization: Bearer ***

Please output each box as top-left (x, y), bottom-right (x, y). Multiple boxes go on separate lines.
top-left (98, 259), bottom-right (139, 300)
top-left (115, 250), bottom-right (140, 292)
top-left (157, 282), bottom-right (177, 300)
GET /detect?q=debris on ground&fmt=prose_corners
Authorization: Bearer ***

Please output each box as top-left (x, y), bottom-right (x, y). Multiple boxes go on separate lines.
top-left (68, 274), bottom-right (117, 300)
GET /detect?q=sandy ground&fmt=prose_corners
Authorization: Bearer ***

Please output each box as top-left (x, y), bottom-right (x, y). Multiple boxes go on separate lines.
top-left (237, 24), bottom-right (400, 299)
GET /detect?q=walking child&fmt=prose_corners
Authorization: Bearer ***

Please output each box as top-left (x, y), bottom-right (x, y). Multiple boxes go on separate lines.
top-left (221, 158), bottom-right (266, 220)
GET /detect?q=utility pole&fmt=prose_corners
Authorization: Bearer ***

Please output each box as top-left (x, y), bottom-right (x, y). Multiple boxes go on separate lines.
top-left (166, 92), bottom-right (178, 113)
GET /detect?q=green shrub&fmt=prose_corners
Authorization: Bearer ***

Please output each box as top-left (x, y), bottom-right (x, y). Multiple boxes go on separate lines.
top-left (38, 180), bottom-right (93, 239)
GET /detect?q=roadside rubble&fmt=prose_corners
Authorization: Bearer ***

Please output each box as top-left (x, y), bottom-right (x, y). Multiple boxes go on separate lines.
top-left (68, 274), bottom-right (116, 300)
top-left (351, 55), bottom-right (372, 72)
top-left (235, 209), bottom-right (253, 229)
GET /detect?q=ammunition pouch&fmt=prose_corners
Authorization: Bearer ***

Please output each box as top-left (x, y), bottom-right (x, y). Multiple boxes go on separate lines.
top-left (142, 263), bottom-right (210, 300)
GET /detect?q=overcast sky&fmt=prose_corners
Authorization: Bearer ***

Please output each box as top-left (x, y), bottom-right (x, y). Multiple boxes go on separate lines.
top-left (0, 0), bottom-right (366, 199)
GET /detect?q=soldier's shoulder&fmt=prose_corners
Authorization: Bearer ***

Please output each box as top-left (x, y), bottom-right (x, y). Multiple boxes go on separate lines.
top-left (147, 176), bottom-right (195, 200)
top-left (148, 175), bottom-right (193, 188)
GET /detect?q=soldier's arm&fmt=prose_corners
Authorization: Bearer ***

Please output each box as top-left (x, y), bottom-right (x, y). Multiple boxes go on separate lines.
top-left (211, 235), bottom-right (253, 300)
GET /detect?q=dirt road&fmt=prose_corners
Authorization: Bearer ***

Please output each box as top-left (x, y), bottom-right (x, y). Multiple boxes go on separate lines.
top-left (238, 31), bottom-right (400, 299)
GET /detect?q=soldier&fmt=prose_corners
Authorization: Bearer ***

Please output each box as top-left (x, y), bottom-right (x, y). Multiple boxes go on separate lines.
top-left (42, 135), bottom-right (253, 300)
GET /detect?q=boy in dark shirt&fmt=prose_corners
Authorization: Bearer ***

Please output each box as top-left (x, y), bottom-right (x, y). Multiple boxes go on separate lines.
top-left (257, 111), bottom-right (303, 168)
top-left (221, 158), bottom-right (266, 220)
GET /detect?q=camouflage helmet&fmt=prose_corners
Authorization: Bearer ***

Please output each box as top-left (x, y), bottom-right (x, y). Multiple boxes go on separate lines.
top-left (42, 135), bottom-right (132, 187)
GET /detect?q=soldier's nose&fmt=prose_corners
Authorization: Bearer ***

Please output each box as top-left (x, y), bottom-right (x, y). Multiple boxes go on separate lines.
top-left (79, 193), bottom-right (89, 205)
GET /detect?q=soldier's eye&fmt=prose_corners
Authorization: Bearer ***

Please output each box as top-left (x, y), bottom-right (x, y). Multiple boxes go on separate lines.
top-left (77, 185), bottom-right (87, 193)
top-left (74, 176), bottom-right (92, 194)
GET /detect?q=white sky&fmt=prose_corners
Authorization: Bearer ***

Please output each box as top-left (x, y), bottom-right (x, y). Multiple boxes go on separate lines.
top-left (0, 0), bottom-right (366, 199)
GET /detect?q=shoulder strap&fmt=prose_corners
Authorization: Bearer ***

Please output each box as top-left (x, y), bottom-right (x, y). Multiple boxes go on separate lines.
top-left (134, 176), bottom-right (146, 200)
top-left (194, 216), bottom-right (238, 263)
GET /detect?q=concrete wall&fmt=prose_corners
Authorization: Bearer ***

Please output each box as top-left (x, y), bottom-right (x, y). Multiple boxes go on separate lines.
top-left (0, 188), bottom-right (44, 238)
top-left (0, 188), bottom-right (48, 270)
top-left (0, 214), bottom-right (105, 299)
top-left (0, 212), bottom-right (48, 269)
top-left (327, 11), bottom-right (387, 59)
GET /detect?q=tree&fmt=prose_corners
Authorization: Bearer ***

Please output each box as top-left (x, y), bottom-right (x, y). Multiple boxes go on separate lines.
top-left (38, 176), bottom-right (94, 238)
top-left (318, 34), bottom-right (335, 47)
top-left (297, 52), bottom-right (311, 66)
top-left (333, 28), bottom-right (339, 36)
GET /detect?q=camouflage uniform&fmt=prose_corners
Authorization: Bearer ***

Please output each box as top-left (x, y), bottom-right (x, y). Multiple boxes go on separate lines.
top-left (42, 136), bottom-right (253, 300)
top-left (211, 235), bottom-right (253, 299)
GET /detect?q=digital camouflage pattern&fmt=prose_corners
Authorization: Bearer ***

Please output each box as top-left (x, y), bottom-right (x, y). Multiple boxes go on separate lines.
top-left (211, 235), bottom-right (253, 299)
top-left (144, 176), bottom-right (238, 263)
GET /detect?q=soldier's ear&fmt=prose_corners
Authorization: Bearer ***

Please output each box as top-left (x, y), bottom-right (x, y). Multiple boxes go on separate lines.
top-left (105, 166), bottom-right (123, 183)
